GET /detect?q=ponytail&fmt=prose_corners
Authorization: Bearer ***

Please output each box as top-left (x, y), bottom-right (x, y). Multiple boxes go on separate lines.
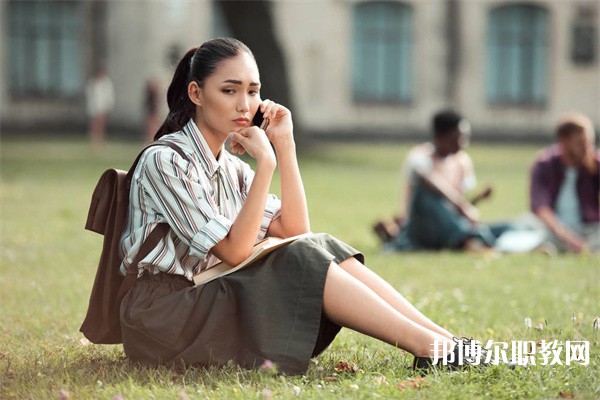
top-left (154, 47), bottom-right (198, 140)
top-left (154, 38), bottom-right (254, 140)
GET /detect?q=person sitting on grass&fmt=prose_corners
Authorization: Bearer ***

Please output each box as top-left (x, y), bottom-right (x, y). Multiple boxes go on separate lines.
top-left (117, 38), bottom-right (507, 375)
top-left (529, 113), bottom-right (599, 253)
top-left (382, 110), bottom-right (510, 252)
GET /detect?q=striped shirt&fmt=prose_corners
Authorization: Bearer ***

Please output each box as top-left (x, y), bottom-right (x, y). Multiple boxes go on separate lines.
top-left (119, 118), bottom-right (282, 280)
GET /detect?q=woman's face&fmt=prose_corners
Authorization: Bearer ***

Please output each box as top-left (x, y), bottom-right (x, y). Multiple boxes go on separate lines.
top-left (192, 52), bottom-right (261, 139)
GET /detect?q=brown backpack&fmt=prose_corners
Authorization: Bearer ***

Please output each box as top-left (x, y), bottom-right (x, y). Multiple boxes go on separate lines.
top-left (80, 140), bottom-right (188, 344)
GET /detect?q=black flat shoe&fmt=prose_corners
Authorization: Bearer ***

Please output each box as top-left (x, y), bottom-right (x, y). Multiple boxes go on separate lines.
top-left (412, 340), bottom-right (465, 372)
top-left (412, 355), bottom-right (434, 371)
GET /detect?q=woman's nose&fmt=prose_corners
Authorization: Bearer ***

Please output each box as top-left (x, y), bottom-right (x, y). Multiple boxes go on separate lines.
top-left (237, 95), bottom-right (250, 113)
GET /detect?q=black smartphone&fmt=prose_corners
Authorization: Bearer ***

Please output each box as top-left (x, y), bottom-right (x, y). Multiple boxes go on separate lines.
top-left (252, 108), bottom-right (264, 127)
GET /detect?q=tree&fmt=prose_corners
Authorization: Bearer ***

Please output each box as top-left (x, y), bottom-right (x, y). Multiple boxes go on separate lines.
top-left (216, 1), bottom-right (294, 119)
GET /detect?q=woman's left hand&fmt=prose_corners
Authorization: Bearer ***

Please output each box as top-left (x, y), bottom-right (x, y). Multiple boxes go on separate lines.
top-left (259, 99), bottom-right (294, 150)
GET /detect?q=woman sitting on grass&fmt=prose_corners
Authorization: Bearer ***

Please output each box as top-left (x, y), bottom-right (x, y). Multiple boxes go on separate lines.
top-left (119, 37), bottom-right (482, 374)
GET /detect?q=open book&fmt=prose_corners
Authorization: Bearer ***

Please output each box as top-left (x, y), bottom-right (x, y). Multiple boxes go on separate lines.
top-left (193, 233), bottom-right (311, 286)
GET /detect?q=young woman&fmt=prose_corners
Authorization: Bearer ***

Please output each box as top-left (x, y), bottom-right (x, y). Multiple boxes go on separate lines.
top-left (119, 38), bottom-right (471, 375)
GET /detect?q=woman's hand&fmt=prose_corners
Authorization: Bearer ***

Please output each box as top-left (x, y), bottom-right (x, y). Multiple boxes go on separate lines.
top-left (229, 126), bottom-right (276, 167)
top-left (259, 99), bottom-right (294, 151)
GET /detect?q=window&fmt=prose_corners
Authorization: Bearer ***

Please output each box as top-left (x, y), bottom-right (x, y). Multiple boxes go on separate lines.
top-left (571, 5), bottom-right (597, 65)
top-left (7, 0), bottom-right (83, 98)
top-left (486, 4), bottom-right (548, 105)
top-left (353, 1), bottom-right (413, 103)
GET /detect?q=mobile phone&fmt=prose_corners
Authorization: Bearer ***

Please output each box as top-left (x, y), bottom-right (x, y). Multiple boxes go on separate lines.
top-left (252, 108), bottom-right (264, 127)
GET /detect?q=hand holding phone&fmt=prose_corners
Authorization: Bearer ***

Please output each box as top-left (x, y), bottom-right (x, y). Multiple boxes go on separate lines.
top-left (252, 108), bottom-right (269, 130)
top-left (253, 100), bottom-right (295, 151)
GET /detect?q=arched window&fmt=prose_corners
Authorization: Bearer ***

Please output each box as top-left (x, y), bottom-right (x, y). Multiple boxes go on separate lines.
top-left (486, 4), bottom-right (548, 105)
top-left (353, 1), bottom-right (413, 103)
top-left (7, 0), bottom-right (83, 98)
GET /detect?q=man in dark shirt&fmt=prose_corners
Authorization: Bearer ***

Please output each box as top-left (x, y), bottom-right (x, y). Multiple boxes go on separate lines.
top-left (529, 113), bottom-right (599, 253)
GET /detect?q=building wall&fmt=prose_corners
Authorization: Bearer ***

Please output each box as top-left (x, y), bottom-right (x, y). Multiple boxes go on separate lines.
top-left (1, 0), bottom-right (598, 139)
top-left (0, 0), bottom-right (213, 133)
top-left (104, 1), bottom-right (211, 132)
top-left (458, 0), bottom-right (599, 138)
top-left (0, 1), bottom-right (92, 130)
top-left (276, 0), bottom-right (599, 139)
top-left (276, 0), bottom-right (451, 137)
top-left (550, 1), bottom-right (599, 124)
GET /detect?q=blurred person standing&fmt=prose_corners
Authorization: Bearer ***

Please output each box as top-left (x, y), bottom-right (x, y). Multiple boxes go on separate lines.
top-left (529, 113), bottom-right (600, 253)
top-left (86, 67), bottom-right (114, 147)
top-left (384, 110), bottom-right (509, 252)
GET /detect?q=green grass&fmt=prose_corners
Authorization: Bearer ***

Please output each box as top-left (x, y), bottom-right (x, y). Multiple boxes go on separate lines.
top-left (1, 136), bottom-right (598, 399)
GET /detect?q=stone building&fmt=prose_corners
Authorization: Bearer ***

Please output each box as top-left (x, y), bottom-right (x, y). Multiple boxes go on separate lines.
top-left (1, 0), bottom-right (598, 139)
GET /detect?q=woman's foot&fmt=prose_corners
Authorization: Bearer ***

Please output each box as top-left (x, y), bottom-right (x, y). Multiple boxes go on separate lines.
top-left (412, 337), bottom-right (461, 371)
top-left (412, 340), bottom-right (465, 372)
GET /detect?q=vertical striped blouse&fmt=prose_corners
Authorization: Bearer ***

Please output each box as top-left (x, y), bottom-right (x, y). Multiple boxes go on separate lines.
top-left (119, 118), bottom-right (282, 280)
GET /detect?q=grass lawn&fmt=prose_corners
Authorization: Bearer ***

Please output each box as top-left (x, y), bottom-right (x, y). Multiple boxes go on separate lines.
top-left (1, 136), bottom-right (598, 399)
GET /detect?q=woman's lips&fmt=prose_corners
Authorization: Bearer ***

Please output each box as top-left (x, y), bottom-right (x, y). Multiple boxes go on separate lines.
top-left (234, 118), bottom-right (249, 126)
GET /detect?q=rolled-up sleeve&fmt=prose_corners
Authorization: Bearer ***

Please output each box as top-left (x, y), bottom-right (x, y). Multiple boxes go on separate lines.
top-left (259, 194), bottom-right (282, 239)
top-left (141, 149), bottom-right (232, 260)
top-left (189, 214), bottom-right (232, 259)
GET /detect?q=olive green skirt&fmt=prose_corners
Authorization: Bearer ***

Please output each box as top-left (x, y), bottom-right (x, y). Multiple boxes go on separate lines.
top-left (120, 233), bottom-right (363, 375)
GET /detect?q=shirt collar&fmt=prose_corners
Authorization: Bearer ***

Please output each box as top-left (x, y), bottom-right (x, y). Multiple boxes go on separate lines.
top-left (183, 118), bottom-right (225, 177)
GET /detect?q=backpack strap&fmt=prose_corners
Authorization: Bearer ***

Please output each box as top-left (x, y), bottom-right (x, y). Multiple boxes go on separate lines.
top-left (125, 140), bottom-right (189, 188)
top-left (117, 223), bottom-right (170, 298)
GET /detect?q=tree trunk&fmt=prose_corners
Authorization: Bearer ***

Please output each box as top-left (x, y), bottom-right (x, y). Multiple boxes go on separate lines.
top-left (216, 1), bottom-right (294, 118)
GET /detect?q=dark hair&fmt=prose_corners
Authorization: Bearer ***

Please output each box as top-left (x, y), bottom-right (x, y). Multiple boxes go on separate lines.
top-left (432, 110), bottom-right (466, 137)
top-left (556, 113), bottom-right (592, 140)
top-left (155, 38), bottom-right (254, 139)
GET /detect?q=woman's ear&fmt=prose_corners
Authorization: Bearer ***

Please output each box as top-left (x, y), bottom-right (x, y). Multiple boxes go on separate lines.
top-left (188, 81), bottom-right (203, 107)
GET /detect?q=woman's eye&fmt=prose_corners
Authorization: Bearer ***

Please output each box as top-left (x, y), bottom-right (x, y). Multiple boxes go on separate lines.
top-left (222, 89), bottom-right (235, 94)
top-left (249, 90), bottom-right (260, 96)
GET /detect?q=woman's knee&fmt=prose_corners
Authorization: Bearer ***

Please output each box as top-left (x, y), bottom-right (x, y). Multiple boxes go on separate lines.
top-left (338, 255), bottom-right (362, 269)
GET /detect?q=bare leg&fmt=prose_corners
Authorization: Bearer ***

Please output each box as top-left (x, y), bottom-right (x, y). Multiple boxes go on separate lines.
top-left (338, 257), bottom-right (454, 340)
top-left (89, 114), bottom-right (107, 148)
top-left (323, 262), bottom-right (454, 358)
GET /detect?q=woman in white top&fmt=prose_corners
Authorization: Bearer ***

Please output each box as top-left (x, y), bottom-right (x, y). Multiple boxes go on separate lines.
top-left (86, 67), bottom-right (114, 147)
top-left (119, 38), bottom-right (472, 374)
